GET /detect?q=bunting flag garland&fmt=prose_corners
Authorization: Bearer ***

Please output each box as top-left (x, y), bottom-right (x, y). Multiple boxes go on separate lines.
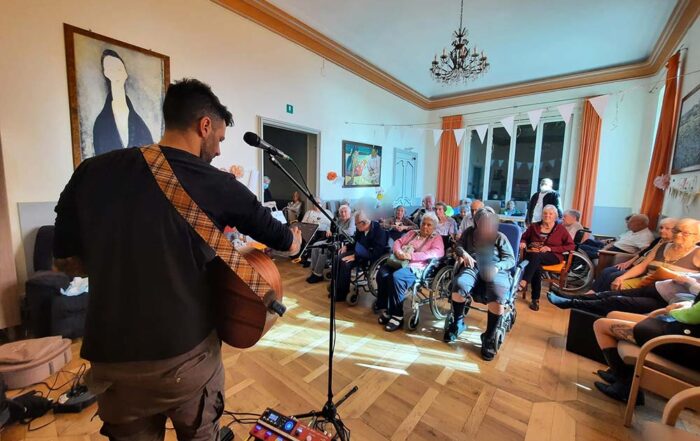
top-left (527, 108), bottom-right (544, 131)
top-left (500, 116), bottom-right (515, 138)
top-left (589, 94), bottom-right (610, 119)
top-left (557, 103), bottom-right (575, 124)
top-left (453, 128), bottom-right (466, 146)
top-left (475, 124), bottom-right (488, 144)
top-left (432, 129), bottom-right (443, 146)
top-left (384, 125), bottom-right (394, 140)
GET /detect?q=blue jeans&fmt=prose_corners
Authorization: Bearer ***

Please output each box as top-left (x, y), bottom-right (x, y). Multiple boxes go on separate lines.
top-left (376, 265), bottom-right (417, 316)
top-left (593, 266), bottom-right (624, 292)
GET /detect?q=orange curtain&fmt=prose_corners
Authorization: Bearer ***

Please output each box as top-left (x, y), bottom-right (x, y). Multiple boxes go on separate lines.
top-left (640, 51), bottom-right (681, 229)
top-left (572, 100), bottom-right (603, 227)
top-left (436, 115), bottom-right (463, 206)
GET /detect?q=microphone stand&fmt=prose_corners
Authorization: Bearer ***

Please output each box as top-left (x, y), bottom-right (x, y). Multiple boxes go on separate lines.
top-left (266, 153), bottom-right (356, 440)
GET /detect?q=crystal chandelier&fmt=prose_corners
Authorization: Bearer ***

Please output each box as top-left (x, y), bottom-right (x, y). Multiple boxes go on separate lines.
top-left (429, 0), bottom-right (489, 84)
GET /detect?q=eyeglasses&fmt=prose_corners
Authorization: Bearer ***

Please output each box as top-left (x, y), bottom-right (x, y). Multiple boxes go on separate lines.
top-left (672, 228), bottom-right (697, 237)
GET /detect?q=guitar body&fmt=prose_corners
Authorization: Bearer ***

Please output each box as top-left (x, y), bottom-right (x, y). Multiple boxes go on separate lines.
top-left (208, 247), bottom-right (284, 348)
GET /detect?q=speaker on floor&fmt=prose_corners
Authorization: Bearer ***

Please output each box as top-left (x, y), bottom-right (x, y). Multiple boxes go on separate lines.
top-left (565, 308), bottom-right (606, 365)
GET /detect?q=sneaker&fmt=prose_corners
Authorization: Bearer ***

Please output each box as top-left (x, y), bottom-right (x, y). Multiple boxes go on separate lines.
top-left (306, 274), bottom-right (324, 284)
top-left (480, 333), bottom-right (497, 361)
top-left (529, 300), bottom-right (540, 311)
top-left (594, 381), bottom-right (645, 406)
top-left (596, 369), bottom-right (618, 384)
top-left (443, 318), bottom-right (466, 342)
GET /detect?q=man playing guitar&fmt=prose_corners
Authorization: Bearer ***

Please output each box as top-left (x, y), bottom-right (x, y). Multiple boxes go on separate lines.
top-left (54, 78), bottom-right (301, 440)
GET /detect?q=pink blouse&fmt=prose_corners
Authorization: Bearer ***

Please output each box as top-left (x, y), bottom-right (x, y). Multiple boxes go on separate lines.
top-left (392, 230), bottom-right (445, 269)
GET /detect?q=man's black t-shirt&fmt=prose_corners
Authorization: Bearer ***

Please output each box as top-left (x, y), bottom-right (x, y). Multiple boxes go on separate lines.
top-left (54, 146), bottom-right (293, 363)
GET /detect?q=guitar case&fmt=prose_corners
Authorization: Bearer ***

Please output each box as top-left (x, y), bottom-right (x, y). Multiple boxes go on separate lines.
top-left (0, 336), bottom-right (72, 389)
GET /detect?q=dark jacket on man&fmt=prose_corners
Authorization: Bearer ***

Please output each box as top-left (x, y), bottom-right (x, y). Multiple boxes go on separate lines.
top-left (350, 220), bottom-right (388, 262)
top-left (525, 190), bottom-right (563, 224)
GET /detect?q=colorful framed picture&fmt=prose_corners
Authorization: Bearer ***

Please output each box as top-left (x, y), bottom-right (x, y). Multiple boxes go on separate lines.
top-left (64, 24), bottom-right (170, 167)
top-left (671, 83), bottom-right (700, 174)
top-left (342, 141), bottom-right (382, 187)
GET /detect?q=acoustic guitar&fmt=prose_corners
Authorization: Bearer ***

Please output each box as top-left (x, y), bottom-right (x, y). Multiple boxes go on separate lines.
top-left (208, 246), bottom-right (286, 349)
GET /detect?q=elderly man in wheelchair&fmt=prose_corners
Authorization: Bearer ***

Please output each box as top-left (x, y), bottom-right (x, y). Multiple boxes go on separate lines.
top-left (443, 207), bottom-right (521, 361)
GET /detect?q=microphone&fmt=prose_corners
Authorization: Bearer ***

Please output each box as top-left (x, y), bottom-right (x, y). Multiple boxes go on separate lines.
top-left (243, 132), bottom-right (291, 160)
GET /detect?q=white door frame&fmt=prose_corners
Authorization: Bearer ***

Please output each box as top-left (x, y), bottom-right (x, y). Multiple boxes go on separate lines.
top-left (257, 117), bottom-right (321, 199)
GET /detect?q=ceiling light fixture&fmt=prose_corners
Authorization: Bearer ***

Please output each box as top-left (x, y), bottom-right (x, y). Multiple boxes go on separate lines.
top-left (430, 0), bottom-right (489, 84)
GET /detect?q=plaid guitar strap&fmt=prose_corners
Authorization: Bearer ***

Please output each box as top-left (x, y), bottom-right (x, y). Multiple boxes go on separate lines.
top-left (140, 144), bottom-right (271, 297)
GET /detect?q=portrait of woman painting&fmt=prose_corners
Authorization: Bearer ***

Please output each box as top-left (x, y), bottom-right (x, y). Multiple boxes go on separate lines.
top-left (64, 24), bottom-right (170, 167)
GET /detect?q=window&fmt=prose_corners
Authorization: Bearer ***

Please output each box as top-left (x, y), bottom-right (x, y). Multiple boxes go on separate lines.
top-left (537, 121), bottom-right (565, 190)
top-left (511, 125), bottom-right (536, 202)
top-left (466, 129), bottom-right (487, 199)
top-left (488, 127), bottom-right (510, 200)
top-left (462, 115), bottom-right (569, 207)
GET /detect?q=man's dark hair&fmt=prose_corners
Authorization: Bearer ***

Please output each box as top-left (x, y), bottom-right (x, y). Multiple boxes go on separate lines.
top-left (163, 78), bottom-right (233, 130)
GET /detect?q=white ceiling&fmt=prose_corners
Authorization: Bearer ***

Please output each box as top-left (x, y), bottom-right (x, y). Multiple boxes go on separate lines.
top-left (266, 0), bottom-right (677, 99)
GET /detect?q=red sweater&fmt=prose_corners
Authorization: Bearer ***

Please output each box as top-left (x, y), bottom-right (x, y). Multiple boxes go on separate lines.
top-left (521, 221), bottom-right (575, 261)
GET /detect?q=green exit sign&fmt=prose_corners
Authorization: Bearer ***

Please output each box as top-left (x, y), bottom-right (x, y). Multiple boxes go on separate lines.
top-left (286, 104), bottom-right (294, 114)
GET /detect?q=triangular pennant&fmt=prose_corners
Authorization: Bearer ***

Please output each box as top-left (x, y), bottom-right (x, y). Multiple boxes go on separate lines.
top-left (527, 162), bottom-right (533, 171)
top-left (432, 129), bottom-right (443, 146)
top-left (475, 124), bottom-right (488, 144)
top-left (453, 128), bottom-right (466, 146)
top-left (527, 109), bottom-right (544, 131)
top-left (500, 116), bottom-right (515, 138)
top-left (498, 159), bottom-right (504, 168)
top-left (557, 103), bottom-right (575, 124)
top-left (589, 95), bottom-right (610, 119)
top-left (549, 159), bottom-right (556, 167)
top-left (516, 161), bottom-right (523, 170)
top-left (384, 125), bottom-right (394, 140)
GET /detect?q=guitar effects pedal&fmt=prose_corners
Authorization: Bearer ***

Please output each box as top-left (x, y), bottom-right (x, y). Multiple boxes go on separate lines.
top-left (249, 408), bottom-right (331, 441)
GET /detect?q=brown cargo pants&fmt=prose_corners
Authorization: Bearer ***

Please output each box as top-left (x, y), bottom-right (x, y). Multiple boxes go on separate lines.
top-left (85, 332), bottom-right (225, 441)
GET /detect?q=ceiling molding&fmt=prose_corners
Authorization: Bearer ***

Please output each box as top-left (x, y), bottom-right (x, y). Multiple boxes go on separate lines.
top-left (212, 0), bottom-right (700, 110)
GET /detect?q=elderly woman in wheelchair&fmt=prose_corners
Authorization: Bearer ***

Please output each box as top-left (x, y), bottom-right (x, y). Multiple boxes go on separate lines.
top-left (375, 212), bottom-right (445, 332)
top-left (444, 207), bottom-right (516, 360)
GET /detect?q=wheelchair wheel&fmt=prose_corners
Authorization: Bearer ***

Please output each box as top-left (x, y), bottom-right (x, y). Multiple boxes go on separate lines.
top-left (495, 327), bottom-right (505, 351)
top-left (407, 310), bottom-right (420, 331)
top-left (322, 267), bottom-right (332, 280)
top-left (367, 253), bottom-right (391, 297)
top-left (551, 250), bottom-right (595, 293)
top-left (347, 291), bottom-right (360, 306)
top-left (429, 266), bottom-right (454, 320)
top-left (508, 308), bottom-right (517, 332)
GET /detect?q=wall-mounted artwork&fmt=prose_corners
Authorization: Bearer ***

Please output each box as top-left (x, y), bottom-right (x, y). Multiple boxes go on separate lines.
top-left (672, 83), bottom-right (700, 174)
top-left (342, 141), bottom-right (382, 187)
top-left (64, 24), bottom-right (170, 167)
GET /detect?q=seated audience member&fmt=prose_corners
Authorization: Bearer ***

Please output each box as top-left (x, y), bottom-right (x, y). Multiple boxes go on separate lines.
top-left (444, 207), bottom-right (516, 361)
top-left (333, 211), bottom-right (389, 302)
top-left (382, 205), bottom-right (417, 241)
top-left (453, 204), bottom-right (468, 225)
top-left (548, 219), bottom-right (700, 314)
top-left (579, 214), bottom-right (655, 259)
top-left (562, 209), bottom-right (589, 242)
top-left (301, 198), bottom-right (332, 231)
top-left (375, 213), bottom-right (444, 332)
top-left (525, 178), bottom-right (562, 225)
top-left (591, 217), bottom-right (677, 292)
top-left (502, 200), bottom-right (523, 216)
top-left (263, 175), bottom-right (273, 202)
top-left (519, 204), bottom-right (575, 311)
top-left (435, 202), bottom-right (458, 237)
top-left (306, 204), bottom-right (355, 283)
top-left (410, 194), bottom-right (435, 225)
top-left (591, 297), bottom-right (700, 404)
top-left (284, 191), bottom-right (303, 223)
top-left (458, 199), bottom-right (484, 234)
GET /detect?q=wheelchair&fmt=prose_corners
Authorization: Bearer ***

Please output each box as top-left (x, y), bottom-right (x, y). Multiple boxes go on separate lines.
top-left (370, 235), bottom-right (456, 330)
top-left (345, 252), bottom-right (390, 306)
top-left (540, 228), bottom-right (595, 294)
top-left (430, 223), bottom-right (528, 354)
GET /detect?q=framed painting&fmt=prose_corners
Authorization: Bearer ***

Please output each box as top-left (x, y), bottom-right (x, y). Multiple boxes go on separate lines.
top-left (672, 83), bottom-right (700, 174)
top-left (64, 24), bottom-right (170, 167)
top-left (342, 141), bottom-right (382, 187)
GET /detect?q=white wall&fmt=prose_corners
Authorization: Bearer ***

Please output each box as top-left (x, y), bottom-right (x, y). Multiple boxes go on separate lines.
top-left (0, 0), bottom-right (429, 283)
top-left (427, 77), bottom-right (660, 235)
top-left (662, 15), bottom-right (700, 220)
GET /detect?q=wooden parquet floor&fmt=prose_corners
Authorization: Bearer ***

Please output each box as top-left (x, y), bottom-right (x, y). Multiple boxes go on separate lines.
top-left (3, 260), bottom-right (699, 440)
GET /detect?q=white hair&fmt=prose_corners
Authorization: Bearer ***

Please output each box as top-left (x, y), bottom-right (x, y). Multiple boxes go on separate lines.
top-left (354, 210), bottom-right (370, 224)
top-left (543, 204), bottom-right (558, 215)
top-left (421, 212), bottom-right (438, 226)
